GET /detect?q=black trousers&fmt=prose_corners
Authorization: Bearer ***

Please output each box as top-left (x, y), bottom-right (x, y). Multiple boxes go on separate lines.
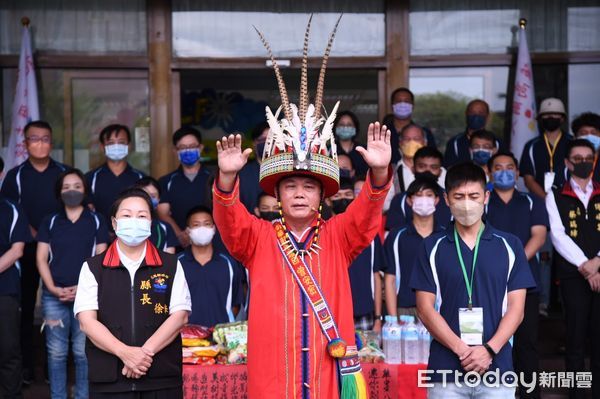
top-left (89, 386), bottom-right (183, 399)
top-left (513, 292), bottom-right (540, 399)
top-left (20, 241), bottom-right (39, 375)
top-left (560, 276), bottom-right (600, 399)
top-left (0, 295), bottom-right (23, 399)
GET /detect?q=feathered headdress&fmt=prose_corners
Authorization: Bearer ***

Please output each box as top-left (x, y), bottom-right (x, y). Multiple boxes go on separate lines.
top-left (255, 15), bottom-right (342, 198)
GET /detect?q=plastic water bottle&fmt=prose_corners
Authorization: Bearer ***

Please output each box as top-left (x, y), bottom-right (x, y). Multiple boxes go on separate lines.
top-left (383, 316), bottom-right (402, 364)
top-left (402, 316), bottom-right (420, 364)
top-left (418, 322), bottom-right (431, 364)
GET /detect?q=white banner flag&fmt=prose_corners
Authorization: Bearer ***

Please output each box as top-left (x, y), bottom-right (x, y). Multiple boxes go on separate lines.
top-left (5, 23), bottom-right (39, 170)
top-left (510, 23), bottom-right (537, 161)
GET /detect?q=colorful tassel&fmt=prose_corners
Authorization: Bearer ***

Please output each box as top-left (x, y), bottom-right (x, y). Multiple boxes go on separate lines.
top-left (341, 371), bottom-right (368, 399)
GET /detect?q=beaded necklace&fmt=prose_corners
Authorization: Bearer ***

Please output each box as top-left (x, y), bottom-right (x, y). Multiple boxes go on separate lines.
top-left (277, 200), bottom-right (323, 260)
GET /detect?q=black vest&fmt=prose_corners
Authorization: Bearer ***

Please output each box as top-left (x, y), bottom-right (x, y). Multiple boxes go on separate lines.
top-left (552, 182), bottom-right (600, 279)
top-left (86, 244), bottom-right (182, 393)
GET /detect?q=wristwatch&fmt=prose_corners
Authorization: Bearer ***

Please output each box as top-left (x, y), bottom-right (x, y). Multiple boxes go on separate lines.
top-left (483, 342), bottom-right (497, 357)
top-left (374, 314), bottom-right (384, 321)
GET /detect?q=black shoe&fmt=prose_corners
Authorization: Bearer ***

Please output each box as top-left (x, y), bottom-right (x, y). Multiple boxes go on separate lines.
top-left (22, 368), bottom-right (33, 385)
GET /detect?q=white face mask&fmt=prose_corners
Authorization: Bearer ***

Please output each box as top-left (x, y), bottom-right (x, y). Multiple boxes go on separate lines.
top-left (188, 226), bottom-right (216, 246)
top-left (411, 196), bottom-right (436, 216)
top-left (105, 144), bottom-right (129, 161)
top-left (115, 218), bottom-right (151, 246)
top-left (450, 199), bottom-right (484, 227)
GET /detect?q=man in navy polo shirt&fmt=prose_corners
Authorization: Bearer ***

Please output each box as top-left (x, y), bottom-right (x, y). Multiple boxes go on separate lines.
top-left (1, 120), bottom-right (69, 383)
top-left (387, 147), bottom-right (451, 231)
top-left (179, 206), bottom-right (243, 327)
top-left (486, 151), bottom-right (548, 399)
top-left (85, 124), bottom-right (145, 223)
top-left (158, 126), bottom-right (212, 248)
top-left (384, 178), bottom-right (445, 319)
top-left (444, 99), bottom-right (503, 168)
top-left (329, 177), bottom-right (385, 331)
top-left (0, 173), bottom-right (32, 398)
top-left (410, 162), bottom-right (535, 398)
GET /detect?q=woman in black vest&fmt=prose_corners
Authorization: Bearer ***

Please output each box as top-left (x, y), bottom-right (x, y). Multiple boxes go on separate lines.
top-left (74, 189), bottom-right (191, 399)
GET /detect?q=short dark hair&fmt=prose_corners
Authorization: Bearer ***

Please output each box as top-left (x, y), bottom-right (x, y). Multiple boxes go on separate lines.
top-left (406, 177), bottom-right (440, 198)
top-left (338, 177), bottom-right (355, 191)
top-left (257, 191), bottom-right (276, 207)
top-left (172, 126), bottom-right (202, 146)
top-left (55, 168), bottom-right (88, 202)
top-left (99, 124), bottom-right (131, 144)
top-left (487, 151), bottom-right (519, 171)
top-left (24, 120), bottom-right (52, 137)
top-left (333, 110), bottom-right (360, 134)
top-left (469, 129), bottom-right (496, 146)
top-left (186, 205), bottom-right (213, 226)
top-left (399, 123), bottom-right (425, 140)
top-left (414, 146), bottom-right (443, 164)
top-left (571, 112), bottom-right (600, 135)
top-left (251, 121), bottom-right (270, 141)
top-left (466, 99), bottom-right (490, 115)
top-left (565, 139), bottom-right (595, 159)
top-left (445, 162), bottom-right (487, 193)
top-left (110, 188), bottom-right (154, 219)
top-left (133, 176), bottom-right (161, 197)
top-left (390, 87), bottom-right (415, 104)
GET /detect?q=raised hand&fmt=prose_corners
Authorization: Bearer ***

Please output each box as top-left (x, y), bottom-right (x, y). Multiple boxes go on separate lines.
top-left (355, 122), bottom-right (391, 170)
top-left (216, 134), bottom-right (253, 175)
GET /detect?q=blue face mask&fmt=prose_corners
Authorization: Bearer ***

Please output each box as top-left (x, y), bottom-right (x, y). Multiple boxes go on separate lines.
top-left (492, 169), bottom-right (516, 190)
top-left (335, 126), bottom-right (356, 140)
top-left (472, 149), bottom-right (492, 165)
top-left (150, 197), bottom-right (159, 209)
top-left (178, 148), bottom-right (200, 166)
top-left (467, 114), bottom-right (486, 130)
top-left (580, 134), bottom-right (600, 151)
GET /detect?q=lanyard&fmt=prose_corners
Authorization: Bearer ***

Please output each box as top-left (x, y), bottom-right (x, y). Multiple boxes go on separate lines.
top-left (454, 223), bottom-right (484, 310)
top-left (543, 132), bottom-right (562, 170)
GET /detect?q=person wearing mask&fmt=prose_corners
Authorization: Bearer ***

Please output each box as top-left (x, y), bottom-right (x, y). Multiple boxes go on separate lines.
top-left (410, 162), bottom-right (535, 398)
top-left (570, 112), bottom-right (600, 183)
top-left (240, 122), bottom-right (269, 212)
top-left (178, 206), bottom-right (243, 327)
top-left (384, 87), bottom-right (437, 164)
top-left (444, 99), bottom-right (502, 168)
top-left (327, 177), bottom-right (385, 332)
top-left (36, 169), bottom-right (109, 399)
top-left (485, 152), bottom-right (548, 399)
top-left (0, 175), bottom-right (31, 398)
top-left (158, 126), bottom-right (212, 248)
top-left (74, 188), bottom-right (191, 398)
top-left (384, 178), bottom-right (445, 319)
top-left (133, 177), bottom-right (178, 254)
top-left (0, 120), bottom-right (69, 384)
top-left (469, 129), bottom-right (499, 177)
top-left (386, 147), bottom-right (451, 230)
top-left (333, 110), bottom-right (369, 176)
top-left (391, 124), bottom-right (427, 196)
top-left (545, 139), bottom-right (600, 399)
top-left (85, 124), bottom-right (145, 222)
top-left (520, 98), bottom-right (572, 198)
top-left (254, 192), bottom-right (279, 222)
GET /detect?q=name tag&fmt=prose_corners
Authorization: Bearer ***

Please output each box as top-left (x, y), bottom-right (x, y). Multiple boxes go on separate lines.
top-left (544, 172), bottom-right (556, 193)
top-left (459, 307), bottom-right (484, 345)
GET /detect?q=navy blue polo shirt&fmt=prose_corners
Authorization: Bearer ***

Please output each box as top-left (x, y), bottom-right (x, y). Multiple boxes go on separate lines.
top-left (37, 209), bottom-right (109, 287)
top-left (348, 236), bottom-right (385, 318)
top-left (519, 133), bottom-right (572, 191)
top-left (0, 197), bottom-right (32, 296)
top-left (239, 160), bottom-right (261, 212)
top-left (444, 131), bottom-right (504, 168)
top-left (383, 223), bottom-right (445, 308)
top-left (158, 167), bottom-right (212, 230)
top-left (179, 249), bottom-right (243, 327)
top-left (149, 220), bottom-right (179, 251)
top-left (0, 158), bottom-right (69, 230)
top-left (383, 114), bottom-right (437, 165)
top-left (85, 163), bottom-right (145, 221)
top-left (386, 191), bottom-right (452, 231)
top-left (409, 223), bottom-right (535, 382)
top-left (485, 190), bottom-right (549, 292)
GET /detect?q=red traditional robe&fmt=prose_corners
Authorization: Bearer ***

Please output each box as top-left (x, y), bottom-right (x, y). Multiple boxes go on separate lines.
top-left (213, 171), bottom-right (391, 399)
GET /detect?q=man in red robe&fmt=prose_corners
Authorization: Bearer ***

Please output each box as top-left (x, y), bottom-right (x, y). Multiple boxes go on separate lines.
top-left (213, 121), bottom-right (392, 399)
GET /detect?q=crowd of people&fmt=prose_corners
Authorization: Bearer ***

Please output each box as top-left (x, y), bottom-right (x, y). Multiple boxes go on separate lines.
top-left (0, 87), bottom-right (598, 399)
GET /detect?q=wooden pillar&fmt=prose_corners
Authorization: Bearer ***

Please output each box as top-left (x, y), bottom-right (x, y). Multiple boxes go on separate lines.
top-left (383, 0), bottom-right (410, 119)
top-left (147, 0), bottom-right (174, 178)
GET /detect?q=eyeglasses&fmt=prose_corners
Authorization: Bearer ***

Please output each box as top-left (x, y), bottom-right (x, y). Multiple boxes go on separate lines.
top-left (570, 156), bottom-right (595, 164)
top-left (26, 136), bottom-right (51, 144)
top-left (176, 145), bottom-right (200, 151)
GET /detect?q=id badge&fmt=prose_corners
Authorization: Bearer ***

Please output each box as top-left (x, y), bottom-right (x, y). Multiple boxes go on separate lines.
top-left (544, 171), bottom-right (555, 193)
top-left (459, 307), bottom-right (484, 345)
